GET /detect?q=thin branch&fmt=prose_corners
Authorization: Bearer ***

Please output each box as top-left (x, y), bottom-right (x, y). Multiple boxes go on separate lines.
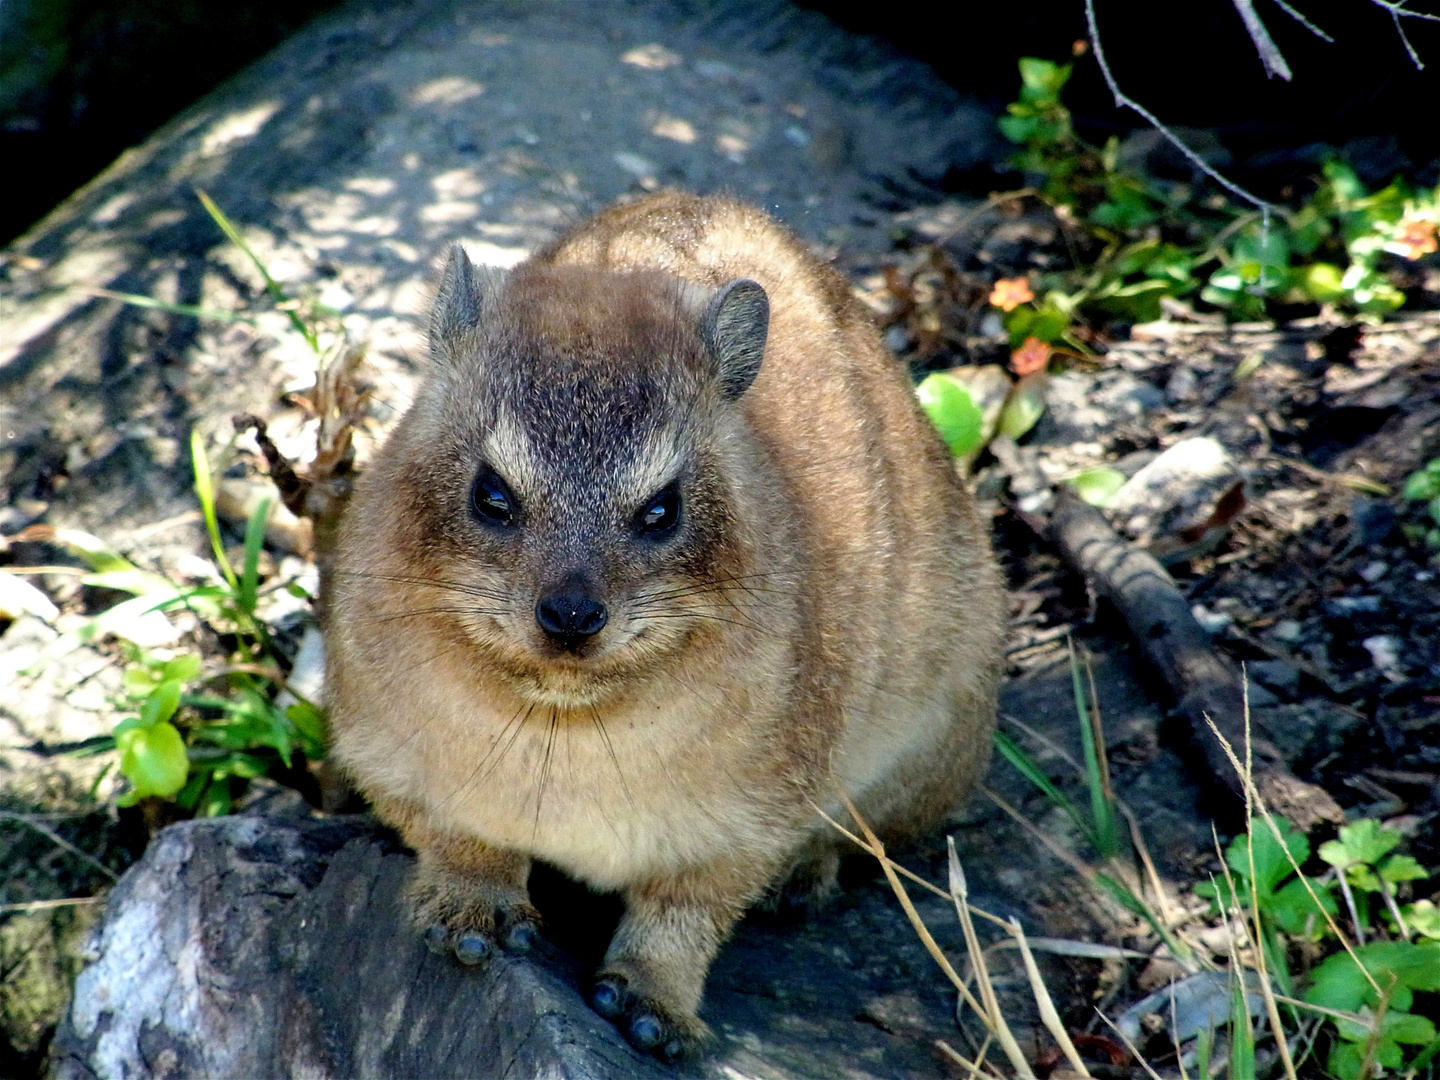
top-left (1271, 0), bottom-right (1334, 41)
top-left (1085, 0), bottom-right (1275, 213)
top-left (1390, 7), bottom-right (1425, 67)
top-left (1233, 0), bottom-right (1294, 79)
top-left (0, 811), bottom-right (118, 882)
top-left (0, 896), bottom-right (105, 914)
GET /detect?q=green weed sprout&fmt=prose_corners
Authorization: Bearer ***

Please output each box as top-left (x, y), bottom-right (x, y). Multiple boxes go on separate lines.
top-left (59, 433), bottom-right (326, 816)
top-left (1194, 815), bottom-right (1438, 1080)
top-left (1402, 458), bottom-right (1440, 552)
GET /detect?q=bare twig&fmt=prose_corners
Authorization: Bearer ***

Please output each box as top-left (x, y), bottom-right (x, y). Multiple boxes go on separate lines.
top-left (1365, 0), bottom-right (1440, 69)
top-left (0, 896), bottom-right (105, 914)
top-left (1232, 0), bottom-right (1294, 79)
top-left (0, 812), bottom-right (118, 882)
top-left (1085, 0), bottom-right (1275, 213)
top-left (1271, 0), bottom-right (1334, 40)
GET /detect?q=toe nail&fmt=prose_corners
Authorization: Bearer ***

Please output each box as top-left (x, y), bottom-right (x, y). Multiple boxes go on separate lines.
top-left (423, 924), bottom-right (449, 953)
top-left (453, 932), bottom-right (491, 965)
top-left (629, 1013), bottom-right (663, 1050)
top-left (591, 980), bottom-right (623, 1018)
top-left (505, 923), bottom-right (536, 952)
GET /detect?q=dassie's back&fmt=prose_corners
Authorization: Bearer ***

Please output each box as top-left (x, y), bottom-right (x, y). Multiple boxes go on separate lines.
top-left (541, 193), bottom-right (1004, 834)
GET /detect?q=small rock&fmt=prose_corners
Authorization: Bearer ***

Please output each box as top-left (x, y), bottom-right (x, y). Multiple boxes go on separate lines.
top-left (1108, 437), bottom-right (1245, 550)
top-left (1324, 595), bottom-right (1383, 616)
top-left (1270, 619), bottom-right (1304, 643)
top-left (1350, 497), bottom-right (1398, 546)
top-left (1165, 365), bottom-right (1199, 404)
top-left (1247, 659), bottom-right (1300, 698)
top-left (1362, 634), bottom-right (1407, 683)
top-left (1191, 603), bottom-right (1232, 635)
top-left (1358, 560), bottom-right (1388, 584)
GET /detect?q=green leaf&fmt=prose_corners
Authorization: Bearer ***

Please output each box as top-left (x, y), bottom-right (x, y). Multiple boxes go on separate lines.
top-left (1017, 58), bottom-right (1071, 98)
top-left (1066, 468), bottom-right (1127, 508)
top-left (1268, 875), bottom-right (1338, 938)
top-left (238, 494), bottom-right (273, 617)
top-left (916, 373), bottom-right (986, 457)
top-left (997, 374), bottom-right (1046, 440)
top-left (1378, 854), bottom-right (1428, 885)
top-left (191, 429), bottom-right (238, 589)
top-left (1228, 816), bottom-right (1309, 897)
top-left (140, 680), bottom-right (183, 727)
top-left (1402, 468), bottom-right (1440, 501)
top-left (1405, 899), bottom-right (1440, 940)
top-left (1299, 262), bottom-right (1346, 303)
top-left (1305, 940), bottom-right (1440, 1012)
top-left (162, 654), bottom-right (203, 684)
top-left (116, 720), bottom-right (189, 803)
top-left (1319, 819), bottom-right (1402, 870)
top-left (286, 701), bottom-right (328, 760)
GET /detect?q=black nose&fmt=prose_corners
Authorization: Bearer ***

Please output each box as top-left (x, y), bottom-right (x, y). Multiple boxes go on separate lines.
top-left (535, 587), bottom-right (608, 649)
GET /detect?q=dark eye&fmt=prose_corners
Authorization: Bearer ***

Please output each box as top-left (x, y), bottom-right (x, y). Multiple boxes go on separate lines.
top-left (636, 485), bottom-right (681, 537)
top-left (471, 466), bottom-right (518, 526)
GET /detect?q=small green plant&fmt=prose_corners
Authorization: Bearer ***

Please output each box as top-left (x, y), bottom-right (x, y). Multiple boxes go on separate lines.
top-left (1402, 458), bottom-right (1440, 552)
top-left (50, 190), bottom-right (334, 817)
top-left (1196, 817), bottom-right (1439, 1080)
top-left (60, 433), bottom-right (325, 815)
top-left (996, 57), bottom-right (1440, 332)
top-left (993, 643), bottom-right (1192, 962)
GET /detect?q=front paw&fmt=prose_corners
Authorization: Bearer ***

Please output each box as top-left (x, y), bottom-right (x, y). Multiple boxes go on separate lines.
top-left (590, 970), bottom-right (710, 1062)
top-left (408, 861), bottom-right (540, 966)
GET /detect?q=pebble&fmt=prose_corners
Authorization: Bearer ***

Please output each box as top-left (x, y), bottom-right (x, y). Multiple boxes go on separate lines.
top-left (1191, 603), bottom-right (1233, 635)
top-left (1270, 618), bottom-right (1303, 642)
top-left (1362, 635), bottom-right (1406, 682)
top-left (1358, 560), bottom-right (1388, 583)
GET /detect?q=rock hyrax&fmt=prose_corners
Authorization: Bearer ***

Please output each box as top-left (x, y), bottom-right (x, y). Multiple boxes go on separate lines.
top-left (326, 192), bottom-right (1005, 1059)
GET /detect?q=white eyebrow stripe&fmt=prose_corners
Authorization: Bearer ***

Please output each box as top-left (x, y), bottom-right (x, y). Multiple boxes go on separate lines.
top-left (482, 414), bottom-right (543, 495)
top-left (617, 431), bottom-right (686, 505)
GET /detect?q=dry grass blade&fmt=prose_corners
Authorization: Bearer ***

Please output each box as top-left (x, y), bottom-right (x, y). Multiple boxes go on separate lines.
top-left (827, 793), bottom-right (993, 1028)
top-left (1237, 677), bottom-right (1299, 1080)
top-left (830, 790), bottom-right (1037, 1076)
top-left (1200, 713), bottom-right (1383, 998)
top-left (1170, 984), bottom-right (1191, 1080)
top-left (1096, 1007), bottom-right (1165, 1080)
top-left (946, 836), bottom-right (1038, 1077)
top-left (1003, 912), bottom-right (1093, 1077)
top-left (979, 784), bottom-right (1097, 882)
top-left (811, 802), bottom-right (1011, 928)
top-left (936, 1038), bottom-right (1004, 1079)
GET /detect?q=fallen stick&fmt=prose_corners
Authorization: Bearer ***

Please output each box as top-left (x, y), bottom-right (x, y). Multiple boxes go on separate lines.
top-left (1046, 489), bottom-right (1343, 830)
top-left (989, 435), bottom-right (1342, 830)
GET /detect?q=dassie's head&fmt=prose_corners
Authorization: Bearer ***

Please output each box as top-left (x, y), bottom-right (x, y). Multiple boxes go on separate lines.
top-left (354, 247), bottom-right (777, 706)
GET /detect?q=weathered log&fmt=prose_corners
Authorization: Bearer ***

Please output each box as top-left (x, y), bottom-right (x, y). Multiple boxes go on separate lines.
top-left (1048, 491), bottom-right (1344, 830)
top-left (49, 814), bottom-right (669, 1080)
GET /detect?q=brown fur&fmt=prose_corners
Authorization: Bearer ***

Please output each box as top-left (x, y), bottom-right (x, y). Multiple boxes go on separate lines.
top-left (326, 192), bottom-right (1005, 1057)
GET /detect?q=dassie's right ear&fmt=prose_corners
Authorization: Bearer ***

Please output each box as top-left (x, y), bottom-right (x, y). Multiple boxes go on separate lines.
top-left (700, 278), bottom-right (769, 400)
top-left (429, 244), bottom-right (504, 361)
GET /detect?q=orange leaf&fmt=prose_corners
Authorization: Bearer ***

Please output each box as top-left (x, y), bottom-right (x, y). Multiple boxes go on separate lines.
top-left (988, 277), bottom-right (1034, 312)
top-left (1011, 336), bottom-right (1051, 376)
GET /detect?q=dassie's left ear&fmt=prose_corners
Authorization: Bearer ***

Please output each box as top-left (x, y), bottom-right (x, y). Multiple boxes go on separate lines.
top-left (700, 278), bottom-right (769, 400)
